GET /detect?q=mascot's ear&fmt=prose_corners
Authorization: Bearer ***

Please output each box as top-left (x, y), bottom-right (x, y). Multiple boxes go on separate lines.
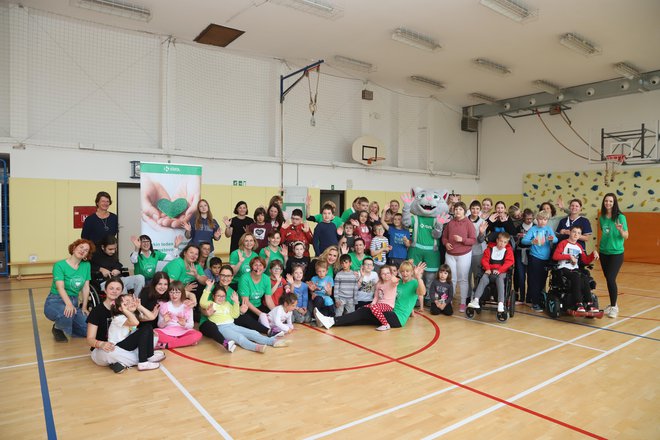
top-left (440, 190), bottom-right (449, 201)
top-left (411, 187), bottom-right (422, 198)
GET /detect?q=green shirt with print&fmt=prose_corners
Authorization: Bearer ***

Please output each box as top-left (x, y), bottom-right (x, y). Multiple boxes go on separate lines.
top-left (50, 260), bottom-right (91, 298)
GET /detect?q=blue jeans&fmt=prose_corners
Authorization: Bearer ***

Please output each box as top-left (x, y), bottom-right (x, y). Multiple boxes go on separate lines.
top-left (44, 294), bottom-right (87, 337)
top-left (218, 323), bottom-right (276, 352)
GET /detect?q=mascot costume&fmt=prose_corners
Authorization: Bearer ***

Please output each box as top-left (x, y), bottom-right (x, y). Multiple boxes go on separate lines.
top-left (401, 187), bottom-right (451, 286)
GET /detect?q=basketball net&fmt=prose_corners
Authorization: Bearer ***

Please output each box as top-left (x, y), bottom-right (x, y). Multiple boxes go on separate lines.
top-left (306, 66), bottom-right (320, 126)
top-left (604, 154), bottom-right (625, 186)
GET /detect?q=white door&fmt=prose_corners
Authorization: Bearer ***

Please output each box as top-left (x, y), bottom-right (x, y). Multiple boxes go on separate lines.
top-left (117, 185), bottom-right (141, 273)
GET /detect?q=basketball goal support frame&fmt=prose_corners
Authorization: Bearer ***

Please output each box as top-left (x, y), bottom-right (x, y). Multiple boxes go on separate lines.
top-left (278, 59), bottom-right (324, 194)
top-left (600, 122), bottom-right (660, 164)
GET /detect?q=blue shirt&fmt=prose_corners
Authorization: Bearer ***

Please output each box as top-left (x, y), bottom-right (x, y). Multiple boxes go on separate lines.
top-left (521, 225), bottom-right (558, 260)
top-left (293, 283), bottom-right (309, 309)
top-left (387, 227), bottom-right (411, 259)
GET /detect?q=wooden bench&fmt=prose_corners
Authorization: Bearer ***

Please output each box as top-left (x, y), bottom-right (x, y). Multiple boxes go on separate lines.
top-left (10, 260), bottom-right (57, 280)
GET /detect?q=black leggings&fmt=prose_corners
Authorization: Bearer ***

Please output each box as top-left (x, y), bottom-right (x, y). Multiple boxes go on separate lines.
top-left (236, 306), bottom-right (269, 333)
top-left (334, 306), bottom-right (402, 328)
top-left (116, 324), bottom-right (154, 363)
top-left (599, 253), bottom-right (624, 306)
top-left (560, 269), bottom-right (592, 307)
top-left (430, 302), bottom-right (453, 316)
top-left (199, 320), bottom-right (227, 345)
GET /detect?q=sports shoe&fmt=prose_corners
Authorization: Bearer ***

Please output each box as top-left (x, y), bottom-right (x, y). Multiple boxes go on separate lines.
top-left (576, 303), bottom-right (586, 313)
top-left (223, 340), bottom-right (236, 353)
top-left (314, 308), bottom-right (335, 329)
top-left (108, 362), bottom-right (128, 374)
top-left (273, 340), bottom-right (291, 348)
top-left (532, 304), bottom-right (544, 312)
top-left (587, 303), bottom-right (599, 313)
top-left (497, 302), bottom-right (505, 313)
top-left (273, 331), bottom-right (286, 338)
top-left (52, 325), bottom-right (68, 342)
top-left (148, 350), bottom-right (166, 363)
top-left (467, 299), bottom-right (480, 309)
top-left (255, 344), bottom-right (267, 353)
top-left (137, 361), bottom-right (160, 371)
top-left (376, 324), bottom-right (391, 331)
top-left (459, 304), bottom-right (467, 313)
top-left (607, 305), bottom-right (619, 318)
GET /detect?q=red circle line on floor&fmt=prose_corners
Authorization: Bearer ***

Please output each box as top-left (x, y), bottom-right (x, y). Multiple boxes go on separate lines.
top-left (169, 312), bottom-right (441, 373)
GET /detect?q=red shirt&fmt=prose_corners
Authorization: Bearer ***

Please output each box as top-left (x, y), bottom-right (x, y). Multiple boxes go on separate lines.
top-left (481, 242), bottom-right (514, 273)
top-left (281, 224), bottom-right (314, 257)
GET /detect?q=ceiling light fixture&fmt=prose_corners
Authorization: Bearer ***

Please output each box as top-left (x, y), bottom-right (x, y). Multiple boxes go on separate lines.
top-left (533, 80), bottom-right (561, 95)
top-left (392, 28), bottom-right (441, 52)
top-left (479, 0), bottom-right (537, 23)
top-left (469, 92), bottom-right (498, 104)
top-left (559, 33), bottom-right (601, 57)
top-left (613, 62), bottom-right (641, 80)
top-left (472, 58), bottom-right (511, 75)
top-left (333, 55), bottom-right (375, 73)
top-left (270, 0), bottom-right (342, 20)
top-left (409, 75), bottom-right (444, 90)
top-left (71, 0), bottom-right (151, 21)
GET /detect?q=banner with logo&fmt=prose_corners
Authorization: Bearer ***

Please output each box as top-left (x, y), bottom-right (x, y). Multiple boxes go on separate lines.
top-left (140, 162), bottom-right (202, 255)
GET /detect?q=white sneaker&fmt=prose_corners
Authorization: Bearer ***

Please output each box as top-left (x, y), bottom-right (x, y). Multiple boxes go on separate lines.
top-left (604, 305), bottom-right (612, 315)
top-left (148, 350), bottom-right (166, 363)
top-left (467, 298), bottom-right (480, 309)
top-left (607, 305), bottom-right (619, 318)
top-left (137, 361), bottom-right (160, 371)
top-left (223, 340), bottom-right (236, 353)
top-left (314, 308), bottom-right (335, 329)
top-left (273, 340), bottom-right (291, 348)
top-left (376, 324), bottom-right (391, 331)
top-left (497, 302), bottom-right (505, 313)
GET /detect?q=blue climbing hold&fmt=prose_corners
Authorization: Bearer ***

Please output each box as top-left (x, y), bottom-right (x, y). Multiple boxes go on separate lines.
top-left (634, 171), bottom-right (641, 177)
top-left (554, 185), bottom-right (562, 190)
top-left (591, 185), bottom-right (599, 191)
top-left (532, 184), bottom-right (538, 189)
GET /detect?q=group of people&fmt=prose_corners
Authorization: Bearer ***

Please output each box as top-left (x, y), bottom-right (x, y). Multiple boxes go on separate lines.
top-left (43, 189), bottom-right (628, 373)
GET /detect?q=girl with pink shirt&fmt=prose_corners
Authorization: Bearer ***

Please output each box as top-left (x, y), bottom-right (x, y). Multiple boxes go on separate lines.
top-left (365, 265), bottom-right (399, 331)
top-left (154, 281), bottom-right (202, 349)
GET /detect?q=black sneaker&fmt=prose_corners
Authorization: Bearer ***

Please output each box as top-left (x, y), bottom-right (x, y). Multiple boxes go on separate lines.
top-left (108, 362), bottom-right (128, 374)
top-left (52, 325), bottom-right (68, 342)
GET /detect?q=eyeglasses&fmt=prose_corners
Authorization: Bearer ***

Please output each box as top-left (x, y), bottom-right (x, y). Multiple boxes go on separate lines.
top-left (219, 274), bottom-right (233, 278)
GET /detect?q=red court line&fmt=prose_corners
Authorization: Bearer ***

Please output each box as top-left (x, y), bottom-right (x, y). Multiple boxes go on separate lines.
top-left (169, 316), bottom-right (440, 374)
top-left (308, 312), bottom-right (605, 440)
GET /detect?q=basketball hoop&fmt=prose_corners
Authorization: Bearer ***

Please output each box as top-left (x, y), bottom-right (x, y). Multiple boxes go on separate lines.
top-left (366, 156), bottom-right (386, 165)
top-left (604, 154), bottom-right (626, 185)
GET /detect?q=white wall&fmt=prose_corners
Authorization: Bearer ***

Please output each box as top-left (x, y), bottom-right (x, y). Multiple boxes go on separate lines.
top-left (0, 4), bottom-right (479, 196)
top-left (479, 92), bottom-right (660, 194)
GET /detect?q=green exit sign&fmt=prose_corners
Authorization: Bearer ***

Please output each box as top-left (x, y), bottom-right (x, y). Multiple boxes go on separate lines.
top-left (232, 180), bottom-right (246, 187)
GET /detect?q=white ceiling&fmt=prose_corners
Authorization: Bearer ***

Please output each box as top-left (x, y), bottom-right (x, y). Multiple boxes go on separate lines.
top-left (14, 0), bottom-right (660, 108)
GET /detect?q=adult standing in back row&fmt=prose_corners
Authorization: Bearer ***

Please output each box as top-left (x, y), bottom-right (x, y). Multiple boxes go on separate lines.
top-left (81, 191), bottom-right (118, 245)
top-left (598, 193), bottom-right (628, 318)
top-left (224, 201), bottom-right (254, 253)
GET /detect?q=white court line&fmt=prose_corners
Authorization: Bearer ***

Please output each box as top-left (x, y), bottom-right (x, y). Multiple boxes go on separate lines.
top-left (160, 365), bottom-right (233, 440)
top-left (0, 354), bottom-right (89, 371)
top-left (452, 315), bottom-right (605, 352)
top-left (304, 304), bottom-right (659, 440)
top-left (421, 325), bottom-right (660, 439)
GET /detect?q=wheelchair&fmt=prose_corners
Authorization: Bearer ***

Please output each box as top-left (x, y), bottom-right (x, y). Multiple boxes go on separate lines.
top-left (465, 268), bottom-right (515, 322)
top-left (543, 264), bottom-right (603, 319)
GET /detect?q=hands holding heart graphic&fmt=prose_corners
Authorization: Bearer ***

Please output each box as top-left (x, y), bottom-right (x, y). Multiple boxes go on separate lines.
top-left (141, 176), bottom-right (200, 230)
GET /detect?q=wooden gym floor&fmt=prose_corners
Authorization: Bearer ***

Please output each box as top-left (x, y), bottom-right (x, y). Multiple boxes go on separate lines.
top-left (0, 262), bottom-right (658, 439)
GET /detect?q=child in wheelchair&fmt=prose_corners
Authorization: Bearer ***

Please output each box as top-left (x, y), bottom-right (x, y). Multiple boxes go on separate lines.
top-left (552, 225), bottom-right (600, 314)
top-left (468, 232), bottom-right (514, 313)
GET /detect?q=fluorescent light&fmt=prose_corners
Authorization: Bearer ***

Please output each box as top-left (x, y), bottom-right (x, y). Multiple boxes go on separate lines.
top-left (333, 55), bottom-right (375, 73)
top-left (409, 75), bottom-right (444, 90)
top-left (392, 28), bottom-right (441, 52)
top-left (71, 0), bottom-right (151, 21)
top-left (613, 62), bottom-right (641, 80)
top-left (533, 80), bottom-right (561, 95)
top-left (559, 33), bottom-right (601, 57)
top-left (472, 58), bottom-right (511, 75)
top-left (270, 0), bottom-right (343, 20)
top-left (480, 0), bottom-right (537, 23)
top-left (469, 92), bottom-right (498, 104)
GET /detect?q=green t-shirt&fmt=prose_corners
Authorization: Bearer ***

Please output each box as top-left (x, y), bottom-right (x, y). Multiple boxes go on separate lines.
top-left (340, 208), bottom-right (356, 223)
top-left (238, 274), bottom-right (272, 308)
top-left (229, 250), bottom-right (257, 284)
top-left (313, 214), bottom-right (344, 228)
top-left (134, 250), bottom-right (167, 278)
top-left (393, 278), bottom-right (419, 327)
top-left (163, 258), bottom-right (204, 284)
top-left (50, 260), bottom-right (91, 298)
top-left (599, 214), bottom-right (627, 255)
top-left (349, 252), bottom-right (366, 271)
top-left (259, 247), bottom-right (284, 276)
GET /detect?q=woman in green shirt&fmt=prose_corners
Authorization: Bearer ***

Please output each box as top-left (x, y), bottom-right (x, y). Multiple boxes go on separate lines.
top-left (598, 193), bottom-right (629, 319)
top-left (229, 233), bottom-right (258, 287)
top-left (314, 261), bottom-right (427, 330)
top-left (45, 239), bottom-right (95, 342)
top-left (130, 234), bottom-right (182, 282)
top-left (163, 244), bottom-right (207, 320)
top-left (237, 257), bottom-right (274, 333)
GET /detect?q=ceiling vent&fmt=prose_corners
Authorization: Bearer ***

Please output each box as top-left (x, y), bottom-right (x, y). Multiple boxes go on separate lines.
top-left (194, 24), bottom-right (245, 48)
